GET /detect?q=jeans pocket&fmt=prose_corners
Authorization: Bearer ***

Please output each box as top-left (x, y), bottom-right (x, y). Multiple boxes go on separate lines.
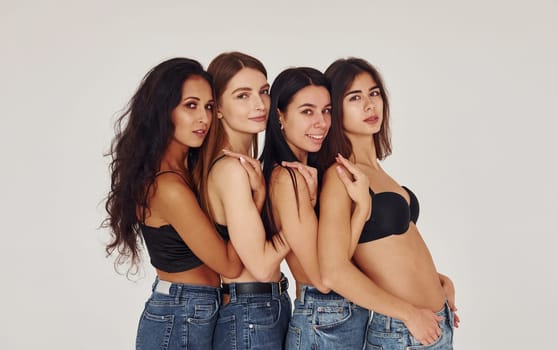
top-left (136, 310), bottom-right (174, 350)
top-left (247, 298), bottom-right (281, 328)
top-left (407, 331), bottom-right (444, 349)
top-left (187, 298), bottom-right (219, 325)
top-left (313, 301), bottom-right (352, 330)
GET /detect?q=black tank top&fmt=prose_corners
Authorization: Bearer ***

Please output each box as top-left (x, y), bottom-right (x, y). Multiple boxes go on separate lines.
top-left (140, 171), bottom-right (204, 272)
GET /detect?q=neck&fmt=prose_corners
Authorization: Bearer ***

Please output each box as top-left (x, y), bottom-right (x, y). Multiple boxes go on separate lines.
top-left (347, 133), bottom-right (379, 169)
top-left (223, 128), bottom-right (255, 156)
top-left (159, 139), bottom-right (189, 172)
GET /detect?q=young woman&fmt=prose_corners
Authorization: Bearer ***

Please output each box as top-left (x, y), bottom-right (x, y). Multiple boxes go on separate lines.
top-left (197, 52), bottom-right (291, 350)
top-left (318, 58), bottom-right (459, 349)
top-left (260, 67), bottom-right (372, 349)
top-left (104, 58), bottom-right (256, 349)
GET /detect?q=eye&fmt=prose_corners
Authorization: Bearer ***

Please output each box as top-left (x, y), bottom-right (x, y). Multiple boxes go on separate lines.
top-left (301, 109), bottom-right (313, 116)
top-left (260, 88), bottom-right (270, 95)
top-left (205, 103), bottom-right (214, 111)
top-left (370, 90), bottom-right (381, 97)
top-left (323, 107), bottom-right (332, 114)
top-left (236, 93), bottom-right (249, 99)
top-left (349, 95), bottom-right (361, 102)
top-left (186, 102), bottom-right (197, 109)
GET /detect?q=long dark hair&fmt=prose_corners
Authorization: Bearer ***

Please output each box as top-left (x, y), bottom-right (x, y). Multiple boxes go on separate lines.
top-left (319, 58), bottom-right (392, 168)
top-left (103, 58), bottom-right (212, 273)
top-left (196, 52), bottom-right (267, 225)
top-left (260, 67), bottom-right (330, 242)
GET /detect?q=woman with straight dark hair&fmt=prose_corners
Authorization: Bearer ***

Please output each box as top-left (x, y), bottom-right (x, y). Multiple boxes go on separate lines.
top-left (197, 52), bottom-right (291, 350)
top-left (104, 57), bottom-right (253, 349)
top-left (261, 67), bottom-right (372, 349)
top-left (318, 58), bottom-right (459, 349)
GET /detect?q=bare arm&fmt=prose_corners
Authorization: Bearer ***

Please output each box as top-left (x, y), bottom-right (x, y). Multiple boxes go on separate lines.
top-left (318, 166), bottom-right (442, 345)
top-left (150, 174), bottom-right (242, 278)
top-left (271, 167), bottom-right (330, 292)
top-left (212, 158), bottom-right (290, 282)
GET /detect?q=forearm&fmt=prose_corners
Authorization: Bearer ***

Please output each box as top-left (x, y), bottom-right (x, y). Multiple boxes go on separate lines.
top-left (348, 204), bottom-right (369, 258)
top-left (322, 261), bottom-right (414, 322)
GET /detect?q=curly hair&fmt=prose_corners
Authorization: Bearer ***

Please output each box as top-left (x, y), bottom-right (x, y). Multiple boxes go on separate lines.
top-left (102, 58), bottom-right (212, 274)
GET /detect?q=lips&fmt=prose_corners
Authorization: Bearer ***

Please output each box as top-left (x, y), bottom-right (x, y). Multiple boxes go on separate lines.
top-left (306, 134), bottom-right (326, 143)
top-left (249, 115), bottom-right (267, 122)
top-left (193, 129), bottom-right (207, 136)
top-left (364, 116), bottom-right (379, 123)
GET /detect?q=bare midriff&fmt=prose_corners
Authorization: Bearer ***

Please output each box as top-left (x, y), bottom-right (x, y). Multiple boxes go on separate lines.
top-left (221, 269), bottom-right (282, 285)
top-left (353, 224), bottom-right (445, 312)
top-left (156, 264), bottom-right (221, 287)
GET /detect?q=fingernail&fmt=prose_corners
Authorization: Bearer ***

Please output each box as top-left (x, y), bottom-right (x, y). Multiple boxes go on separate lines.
top-left (239, 156), bottom-right (245, 162)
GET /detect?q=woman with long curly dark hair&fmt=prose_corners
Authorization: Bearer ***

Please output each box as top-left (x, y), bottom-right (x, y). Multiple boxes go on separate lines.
top-left (104, 57), bottom-right (256, 349)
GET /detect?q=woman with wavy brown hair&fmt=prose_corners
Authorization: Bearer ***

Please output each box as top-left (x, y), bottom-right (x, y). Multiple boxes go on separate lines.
top-left (104, 57), bottom-right (258, 349)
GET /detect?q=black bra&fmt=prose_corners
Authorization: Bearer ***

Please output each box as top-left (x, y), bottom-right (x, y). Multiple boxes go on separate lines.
top-left (358, 186), bottom-right (419, 244)
top-left (215, 223), bottom-right (230, 242)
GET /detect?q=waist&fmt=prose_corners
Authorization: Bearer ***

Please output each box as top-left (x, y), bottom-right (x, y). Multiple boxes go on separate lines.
top-left (222, 274), bottom-right (289, 296)
top-left (152, 277), bottom-right (222, 299)
top-left (296, 283), bottom-right (349, 303)
top-left (371, 301), bottom-right (453, 330)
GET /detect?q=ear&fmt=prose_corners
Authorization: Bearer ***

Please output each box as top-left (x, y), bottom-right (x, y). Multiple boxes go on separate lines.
top-left (277, 109), bottom-right (284, 129)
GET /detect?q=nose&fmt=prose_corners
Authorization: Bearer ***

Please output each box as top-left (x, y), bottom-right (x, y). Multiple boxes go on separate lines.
top-left (199, 107), bottom-right (211, 125)
top-left (314, 111), bottom-right (328, 129)
top-left (364, 95), bottom-right (375, 111)
top-left (253, 94), bottom-right (265, 111)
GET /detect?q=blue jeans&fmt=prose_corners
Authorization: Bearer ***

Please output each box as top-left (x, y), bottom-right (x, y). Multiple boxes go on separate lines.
top-left (285, 284), bottom-right (369, 350)
top-left (136, 278), bottom-right (221, 350)
top-left (365, 302), bottom-right (454, 350)
top-left (213, 280), bottom-right (291, 350)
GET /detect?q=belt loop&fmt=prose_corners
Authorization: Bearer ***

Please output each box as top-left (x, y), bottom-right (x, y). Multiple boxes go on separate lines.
top-left (229, 283), bottom-right (237, 303)
top-left (299, 284), bottom-right (307, 304)
top-left (174, 285), bottom-right (182, 304)
top-left (385, 314), bottom-right (391, 332)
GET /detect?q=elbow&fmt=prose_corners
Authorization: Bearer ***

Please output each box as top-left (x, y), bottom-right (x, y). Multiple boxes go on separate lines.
top-left (319, 264), bottom-right (342, 290)
top-left (250, 265), bottom-right (277, 282)
top-left (220, 264), bottom-right (243, 279)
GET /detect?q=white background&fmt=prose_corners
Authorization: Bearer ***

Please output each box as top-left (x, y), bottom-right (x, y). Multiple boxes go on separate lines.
top-left (1, 0), bottom-right (557, 349)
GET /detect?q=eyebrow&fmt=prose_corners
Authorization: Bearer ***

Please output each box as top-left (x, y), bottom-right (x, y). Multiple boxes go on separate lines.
top-left (230, 83), bottom-right (270, 95)
top-left (297, 103), bottom-right (317, 108)
top-left (182, 96), bottom-right (201, 102)
top-left (344, 85), bottom-right (379, 97)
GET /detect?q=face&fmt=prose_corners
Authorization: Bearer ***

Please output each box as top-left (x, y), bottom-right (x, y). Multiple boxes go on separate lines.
top-left (279, 85), bottom-right (331, 162)
top-left (217, 68), bottom-right (270, 135)
top-left (342, 72), bottom-right (384, 136)
top-left (171, 75), bottom-right (214, 148)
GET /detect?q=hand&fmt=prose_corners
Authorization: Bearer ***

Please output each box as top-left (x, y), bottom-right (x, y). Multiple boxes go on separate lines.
top-left (222, 149), bottom-right (266, 211)
top-left (281, 161), bottom-right (318, 207)
top-left (334, 154), bottom-right (370, 217)
top-left (440, 274), bottom-right (460, 328)
top-left (404, 307), bottom-right (443, 345)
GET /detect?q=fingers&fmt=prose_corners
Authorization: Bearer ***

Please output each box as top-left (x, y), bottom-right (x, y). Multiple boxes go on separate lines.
top-left (453, 312), bottom-right (460, 328)
top-left (281, 161), bottom-right (317, 188)
top-left (335, 165), bottom-right (353, 188)
top-left (335, 154), bottom-right (361, 178)
top-left (238, 156), bottom-right (257, 178)
top-left (223, 149), bottom-right (261, 170)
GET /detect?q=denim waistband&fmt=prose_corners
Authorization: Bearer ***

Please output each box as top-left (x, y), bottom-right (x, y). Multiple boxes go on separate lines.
top-left (152, 277), bottom-right (222, 300)
top-left (298, 284), bottom-right (350, 304)
top-left (224, 274), bottom-right (288, 303)
top-left (370, 301), bottom-right (453, 331)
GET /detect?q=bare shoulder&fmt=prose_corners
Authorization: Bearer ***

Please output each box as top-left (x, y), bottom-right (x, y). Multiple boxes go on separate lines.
top-left (321, 164), bottom-right (350, 199)
top-left (271, 166), bottom-right (308, 195)
top-left (151, 173), bottom-right (195, 203)
top-left (209, 157), bottom-right (248, 182)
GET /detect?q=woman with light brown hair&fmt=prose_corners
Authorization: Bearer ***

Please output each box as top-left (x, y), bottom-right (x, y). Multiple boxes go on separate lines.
top-left (196, 52), bottom-right (291, 350)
